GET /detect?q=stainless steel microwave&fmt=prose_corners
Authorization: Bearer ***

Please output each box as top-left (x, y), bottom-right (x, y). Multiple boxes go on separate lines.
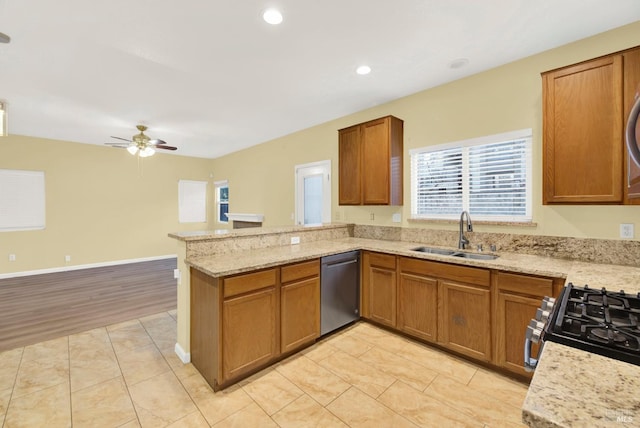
top-left (627, 84), bottom-right (640, 167)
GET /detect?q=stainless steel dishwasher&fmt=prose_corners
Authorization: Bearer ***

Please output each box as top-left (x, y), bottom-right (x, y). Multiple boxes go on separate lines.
top-left (320, 250), bottom-right (360, 335)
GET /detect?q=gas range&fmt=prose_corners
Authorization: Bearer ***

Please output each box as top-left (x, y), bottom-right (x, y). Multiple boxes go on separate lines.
top-left (525, 283), bottom-right (640, 371)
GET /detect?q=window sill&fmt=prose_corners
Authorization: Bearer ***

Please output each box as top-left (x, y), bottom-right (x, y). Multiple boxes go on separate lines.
top-left (407, 218), bottom-right (538, 227)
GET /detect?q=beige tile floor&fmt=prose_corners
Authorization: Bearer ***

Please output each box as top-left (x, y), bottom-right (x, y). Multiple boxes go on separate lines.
top-left (0, 311), bottom-right (529, 427)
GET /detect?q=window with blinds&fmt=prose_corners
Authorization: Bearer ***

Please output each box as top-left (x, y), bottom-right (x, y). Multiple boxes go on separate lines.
top-left (411, 129), bottom-right (532, 222)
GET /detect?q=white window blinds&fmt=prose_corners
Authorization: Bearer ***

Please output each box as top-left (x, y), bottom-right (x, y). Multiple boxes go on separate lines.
top-left (411, 129), bottom-right (532, 222)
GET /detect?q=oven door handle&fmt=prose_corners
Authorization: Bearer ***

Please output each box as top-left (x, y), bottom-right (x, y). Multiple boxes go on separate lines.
top-left (524, 336), bottom-right (538, 372)
top-left (524, 323), bottom-right (543, 372)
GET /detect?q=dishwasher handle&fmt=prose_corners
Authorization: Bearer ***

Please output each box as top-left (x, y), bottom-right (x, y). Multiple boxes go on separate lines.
top-left (322, 259), bottom-right (358, 269)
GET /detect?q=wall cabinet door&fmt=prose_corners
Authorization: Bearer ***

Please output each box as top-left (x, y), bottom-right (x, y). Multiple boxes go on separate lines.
top-left (397, 271), bottom-right (438, 342)
top-left (281, 275), bottom-right (320, 354)
top-left (222, 287), bottom-right (278, 382)
top-left (439, 280), bottom-right (491, 362)
top-left (338, 115), bottom-right (403, 206)
top-left (543, 55), bottom-right (624, 204)
top-left (338, 125), bottom-right (362, 205)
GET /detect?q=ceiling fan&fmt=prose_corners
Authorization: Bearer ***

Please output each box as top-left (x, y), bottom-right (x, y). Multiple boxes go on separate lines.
top-left (106, 125), bottom-right (177, 157)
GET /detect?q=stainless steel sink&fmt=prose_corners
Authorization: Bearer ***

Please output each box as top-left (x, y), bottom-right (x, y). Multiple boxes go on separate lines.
top-left (450, 252), bottom-right (499, 260)
top-left (411, 246), bottom-right (499, 260)
top-left (411, 246), bottom-right (458, 256)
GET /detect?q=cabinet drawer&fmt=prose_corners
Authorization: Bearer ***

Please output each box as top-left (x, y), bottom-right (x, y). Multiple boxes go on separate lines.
top-left (223, 268), bottom-right (277, 298)
top-left (281, 259), bottom-right (319, 284)
top-left (366, 252), bottom-right (396, 269)
top-left (496, 272), bottom-right (553, 297)
top-left (412, 259), bottom-right (489, 287)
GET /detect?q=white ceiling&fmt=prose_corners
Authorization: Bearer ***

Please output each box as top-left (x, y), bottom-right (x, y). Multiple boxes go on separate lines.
top-left (1, 1), bottom-right (639, 159)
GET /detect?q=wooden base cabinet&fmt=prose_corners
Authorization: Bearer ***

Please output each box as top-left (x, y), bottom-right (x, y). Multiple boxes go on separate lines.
top-left (280, 260), bottom-right (320, 354)
top-left (362, 252), bottom-right (397, 328)
top-left (493, 271), bottom-right (563, 377)
top-left (439, 280), bottom-right (491, 362)
top-left (221, 268), bottom-right (279, 383)
top-left (190, 259), bottom-right (320, 391)
top-left (397, 257), bottom-right (438, 343)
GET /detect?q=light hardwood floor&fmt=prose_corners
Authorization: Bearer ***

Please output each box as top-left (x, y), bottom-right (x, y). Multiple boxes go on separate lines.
top-left (0, 313), bottom-right (529, 427)
top-left (0, 258), bottom-right (177, 352)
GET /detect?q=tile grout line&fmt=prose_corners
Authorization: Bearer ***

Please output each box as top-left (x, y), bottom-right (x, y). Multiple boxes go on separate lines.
top-left (106, 322), bottom-right (143, 427)
top-left (2, 346), bottom-right (25, 428)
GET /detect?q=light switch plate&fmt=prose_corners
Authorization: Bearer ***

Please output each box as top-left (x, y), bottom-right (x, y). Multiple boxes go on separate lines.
top-left (291, 236), bottom-right (300, 245)
top-left (392, 213), bottom-right (401, 223)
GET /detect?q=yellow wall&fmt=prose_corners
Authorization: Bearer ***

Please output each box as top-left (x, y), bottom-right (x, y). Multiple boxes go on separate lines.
top-left (0, 135), bottom-right (214, 274)
top-left (212, 21), bottom-right (640, 240)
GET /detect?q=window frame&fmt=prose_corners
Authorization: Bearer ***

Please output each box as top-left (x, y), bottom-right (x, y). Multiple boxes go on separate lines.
top-left (410, 129), bottom-right (533, 223)
top-left (215, 180), bottom-right (229, 224)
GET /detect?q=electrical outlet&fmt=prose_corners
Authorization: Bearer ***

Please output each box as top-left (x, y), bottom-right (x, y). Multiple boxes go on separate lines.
top-left (65, 255), bottom-right (71, 262)
top-left (370, 213), bottom-right (375, 220)
top-left (620, 223), bottom-right (634, 239)
top-left (392, 213), bottom-right (401, 223)
top-left (8, 254), bottom-right (16, 262)
top-left (173, 269), bottom-right (180, 279)
top-left (335, 211), bottom-right (341, 220)
top-left (291, 236), bottom-right (300, 245)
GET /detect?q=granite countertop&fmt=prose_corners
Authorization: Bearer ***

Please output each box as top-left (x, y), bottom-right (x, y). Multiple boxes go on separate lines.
top-left (523, 342), bottom-right (640, 427)
top-left (184, 236), bottom-right (640, 428)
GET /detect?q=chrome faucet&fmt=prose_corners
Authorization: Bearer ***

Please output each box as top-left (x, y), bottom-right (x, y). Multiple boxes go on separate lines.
top-left (458, 210), bottom-right (473, 249)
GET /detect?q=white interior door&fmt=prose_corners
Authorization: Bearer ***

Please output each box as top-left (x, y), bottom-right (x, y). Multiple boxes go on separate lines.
top-left (295, 160), bottom-right (331, 226)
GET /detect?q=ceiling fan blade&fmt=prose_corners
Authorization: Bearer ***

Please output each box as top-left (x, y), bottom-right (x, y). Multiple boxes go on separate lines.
top-left (111, 136), bottom-right (132, 142)
top-left (104, 143), bottom-right (129, 148)
top-left (156, 145), bottom-right (178, 151)
top-left (148, 139), bottom-right (168, 145)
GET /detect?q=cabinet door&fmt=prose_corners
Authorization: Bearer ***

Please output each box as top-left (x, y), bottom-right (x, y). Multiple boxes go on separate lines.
top-left (281, 277), bottom-right (320, 354)
top-left (495, 291), bottom-right (541, 377)
top-left (222, 288), bottom-right (278, 382)
top-left (543, 55), bottom-right (624, 203)
top-left (624, 48), bottom-right (640, 200)
top-left (398, 272), bottom-right (437, 342)
top-left (369, 266), bottom-right (397, 327)
top-left (338, 125), bottom-right (361, 205)
top-left (439, 280), bottom-right (491, 362)
top-left (362, 118), bottom-right (391, 205)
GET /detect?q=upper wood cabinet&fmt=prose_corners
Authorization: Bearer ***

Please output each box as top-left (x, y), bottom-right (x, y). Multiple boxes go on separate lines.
top-left (338, 115), bottom-right (403, 205)
top-left (542, 45), bottom-right (640, 204)
top-left (542, 55), bottom-right (624, 204)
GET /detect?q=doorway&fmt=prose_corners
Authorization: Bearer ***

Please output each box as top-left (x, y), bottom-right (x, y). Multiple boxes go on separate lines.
top-left (295, 160), bottom-right (331, 226)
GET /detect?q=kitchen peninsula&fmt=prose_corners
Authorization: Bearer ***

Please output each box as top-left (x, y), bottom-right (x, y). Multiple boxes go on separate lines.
top-left (169, 224), bottom-right (640, 427)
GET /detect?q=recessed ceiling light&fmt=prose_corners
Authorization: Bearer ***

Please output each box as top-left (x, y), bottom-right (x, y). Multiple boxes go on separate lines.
top-left (449, 58), bottom-right (469, 69)
top-left (356, 65), bottom-right (371, 75)
top-left (263, 9), bottom-right (283, 25)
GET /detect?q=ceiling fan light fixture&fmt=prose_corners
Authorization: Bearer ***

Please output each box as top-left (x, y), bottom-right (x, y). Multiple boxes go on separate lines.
top-left (139, 147), bottom-right (155, 157)
top-left (126, 145), bottom-right (138, 155)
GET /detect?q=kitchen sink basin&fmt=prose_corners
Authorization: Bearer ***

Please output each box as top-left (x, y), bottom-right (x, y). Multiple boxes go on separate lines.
top-left (450, 252), bottom-right (499, 260)
top-left (411, 246), bottom-right (458, 256)
top-left (411, 246), bottom-right (499, 260)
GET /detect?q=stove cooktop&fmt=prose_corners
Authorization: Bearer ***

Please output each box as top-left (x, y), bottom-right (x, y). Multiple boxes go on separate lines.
top-left (545, 283), bottom-right (640, 366)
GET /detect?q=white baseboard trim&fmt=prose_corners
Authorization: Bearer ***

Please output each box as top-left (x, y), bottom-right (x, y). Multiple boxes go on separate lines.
top-left (0, 255), bottom-right (178, 280)
top-left (175, 342), bottom-right (191, 364)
